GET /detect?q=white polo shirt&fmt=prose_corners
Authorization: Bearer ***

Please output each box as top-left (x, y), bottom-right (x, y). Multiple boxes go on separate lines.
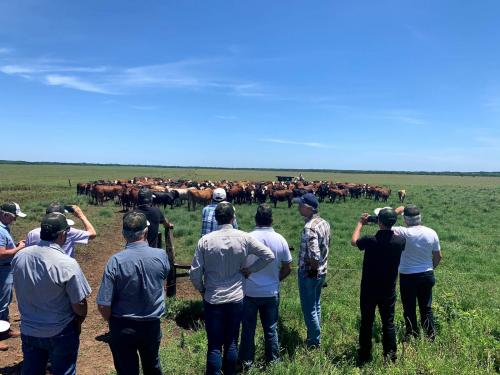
top-left (392, 225), bottom-right (441, 274)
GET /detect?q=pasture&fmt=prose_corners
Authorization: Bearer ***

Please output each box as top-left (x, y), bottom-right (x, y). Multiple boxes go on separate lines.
top-left (0, 163), bottom-right (499, 374)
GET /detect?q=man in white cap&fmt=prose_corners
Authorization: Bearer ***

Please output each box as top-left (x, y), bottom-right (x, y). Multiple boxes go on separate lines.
top-left (200, 188), bottom-right (238, 237)
top-left (0, 202), bottom-right (27, 350)
top-left (25, 202), bottom-right (97, 258)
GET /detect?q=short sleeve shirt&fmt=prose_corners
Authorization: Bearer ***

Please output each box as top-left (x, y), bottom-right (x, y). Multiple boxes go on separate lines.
top-left (356, 230), bottom-right (406, 292)
top-left (392, 225), bottom-right (440, 274)
top-left (12, 241), bottom-right (92, 338)
top-left (26, 227), bottom-right (90, 258)
top-left (244, 227), bottom-right (292, 297)
top-left (0, 222), bottom-right (15, 265)
top-left (96, 241), bottom-right (170, 320)
top-left (133, 205), bottom-right (166, 247)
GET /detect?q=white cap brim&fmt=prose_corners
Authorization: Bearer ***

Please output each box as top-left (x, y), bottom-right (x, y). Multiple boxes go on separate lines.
top-left (14, 202), bottom-right (27, 218)
top-left (16, 212), bottom-right (27, 218)
top-left (66, 218), bottom-right (75, 226)
top-left (0, 320), bottom-right (10, 333)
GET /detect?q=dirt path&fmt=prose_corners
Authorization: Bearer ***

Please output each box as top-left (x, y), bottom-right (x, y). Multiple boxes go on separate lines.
top-left (0, 208), bottom-right (123, 375)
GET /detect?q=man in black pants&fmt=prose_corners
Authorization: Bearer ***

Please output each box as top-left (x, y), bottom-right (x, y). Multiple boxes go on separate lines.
top-left (134, 189), bottom-right (173, 248)
top-left (97, 212), bottom-right (170, 375)
top-left (351, 208), bottom-right (406, 364)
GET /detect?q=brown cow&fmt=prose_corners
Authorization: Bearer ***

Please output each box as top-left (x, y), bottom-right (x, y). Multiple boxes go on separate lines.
top-left (269, 189), bottom-right (293, 208)
top-left (188, 189), bottom-right (213, 211)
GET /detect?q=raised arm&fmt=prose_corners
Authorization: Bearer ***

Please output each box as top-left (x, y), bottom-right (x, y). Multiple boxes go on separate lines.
top-left (351, 213), bottom-right (368, 247)
top-left (73, 206), bottom-right (97, 240)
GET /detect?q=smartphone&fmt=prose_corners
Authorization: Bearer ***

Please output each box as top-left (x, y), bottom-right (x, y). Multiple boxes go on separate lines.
top-left (64, 205), bottom-right (75, 213)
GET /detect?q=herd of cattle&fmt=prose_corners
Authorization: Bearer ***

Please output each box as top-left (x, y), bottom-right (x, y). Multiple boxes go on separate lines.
top-left (76, 177), bottom-right (406, 211)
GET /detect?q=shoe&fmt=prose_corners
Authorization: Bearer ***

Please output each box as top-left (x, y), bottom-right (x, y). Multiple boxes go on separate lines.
top-left (0, 342), bottom-right (9, 351)
top-left (8, 329), bottom-right (21, 338)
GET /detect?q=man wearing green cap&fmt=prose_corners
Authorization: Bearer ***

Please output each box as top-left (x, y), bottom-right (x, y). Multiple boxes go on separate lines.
top-left (12, 212), bottom-right (91, 373)
top-left (0, 201), bottom-right (27, 351)
top-left (351, 208), bottom-right (406, 364)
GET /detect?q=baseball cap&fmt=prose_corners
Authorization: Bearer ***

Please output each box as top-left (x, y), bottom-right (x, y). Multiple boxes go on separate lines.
top-left (212, 188), bottom-right (227, 202)
top-left (123, 212), bottom-right (150, 232)
top-left (40, 213), bottom-right (70, 238)
top-left (0, 202), bottom-right (27, 218)
top-left (138, 189), bottom-right (153, 204)
top-left (377, 208), bottom-right (398, 227)
top-left (293, 193), bottom-right (319, 210)
top-left (404, 204), bottom-right (420, 217)
top-left (373, 207), bottom-right (392, 216)
top-left (46, 203), bottom-right (75, 226)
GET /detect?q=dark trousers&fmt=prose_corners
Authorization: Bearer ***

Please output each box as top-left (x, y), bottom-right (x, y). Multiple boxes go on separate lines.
top-left (21, 321), bottom-right (79, 375)
top-left (358, 287), bottom-right (397, 360)
top-left (109, 317), bottom-right (163, 375)
top-left (204, 300), bottom-right (243, 375)
top-left (400, 271), bottom-right (436, 339)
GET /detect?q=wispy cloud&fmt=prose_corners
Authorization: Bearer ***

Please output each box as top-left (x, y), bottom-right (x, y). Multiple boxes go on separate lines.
top-left (131, 105), bottom-right (157, 111)
top-left (45, 74), bottom-right (114, 94)
top-left (379, 109), bottom-right (427, 125)
top-left (215, 115), bottom-right (238, 120)
top-left (483, 96), bottom-right (500, 109)
top-left (475, 135), bottom-right (500, 148)
top-left (261, 138), bottom-right (335, 149)
top-left (0, 47), bottom-right (12, 55)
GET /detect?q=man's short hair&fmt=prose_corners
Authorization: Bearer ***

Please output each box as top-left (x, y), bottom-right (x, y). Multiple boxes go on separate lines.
top-left (255, 204), bottom-right (273, 227)
top-left (215, 202), bottom-right (235, 225)
top-left (378, 208), bottom-right (398, 228)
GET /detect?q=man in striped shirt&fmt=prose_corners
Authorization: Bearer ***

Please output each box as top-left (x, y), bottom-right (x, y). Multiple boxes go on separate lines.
top-left (295, 193), bottom-right (331, 348)
top-left (200, 188), bottom-right (238, 237)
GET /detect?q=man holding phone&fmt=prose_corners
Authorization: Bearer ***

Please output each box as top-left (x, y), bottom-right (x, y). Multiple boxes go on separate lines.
top-left (26, 202), bottom-right (97, 258)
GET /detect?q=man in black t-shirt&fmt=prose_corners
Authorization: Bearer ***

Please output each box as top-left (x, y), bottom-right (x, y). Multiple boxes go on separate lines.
top-left (351, 208), bottom-right (405, 364)
top-left (133, 190), bottom-right (173, 248)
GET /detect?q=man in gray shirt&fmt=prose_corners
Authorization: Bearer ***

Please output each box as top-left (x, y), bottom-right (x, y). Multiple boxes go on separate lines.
top-left (190, 202), bottom-right (275, 375)
top-left (97, 212), bottom-right (170, 375)
top-left (12, 212), bottom-right (91, 375)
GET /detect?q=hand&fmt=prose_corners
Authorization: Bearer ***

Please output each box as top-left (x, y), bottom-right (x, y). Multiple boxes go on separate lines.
top-left (72, 205), bottom-right (84, 219)
top-left (307, 268), bottom-right (319, 278)
top-left (17, 240), bottom-right (26, 250)
top-left (240, 267), bottom-right (251, 278)
top-left (74, 316), bottom-right (84, 335)
top-left (359, 213), bottom-right (369, 225)
top-left (168, 223), bottom-right (174, 229)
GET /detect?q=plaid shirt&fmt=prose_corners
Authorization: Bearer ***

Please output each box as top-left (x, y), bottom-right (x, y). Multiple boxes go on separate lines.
top-left (201, 203), bottom-right (238, 237)
top-left (298, 214), bottom-right (330, 275)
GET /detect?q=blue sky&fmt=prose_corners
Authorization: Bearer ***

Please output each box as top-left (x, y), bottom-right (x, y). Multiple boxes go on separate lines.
top-left (0, 1), bottom-right (499, 171)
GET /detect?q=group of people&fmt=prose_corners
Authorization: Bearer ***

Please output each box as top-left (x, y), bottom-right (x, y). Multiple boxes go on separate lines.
top-left (0, 186), bottom-right (442, 375)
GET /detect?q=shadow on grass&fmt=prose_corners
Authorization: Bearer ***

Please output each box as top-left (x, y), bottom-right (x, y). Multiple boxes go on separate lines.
top-left (174, 300), bottom-right (205, 331)
top-left (277, 318), bottom-right (303, 358)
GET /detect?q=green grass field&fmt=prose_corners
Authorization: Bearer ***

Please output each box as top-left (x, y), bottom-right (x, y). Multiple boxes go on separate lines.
top-left (1, 163), bottom-right (499, 374)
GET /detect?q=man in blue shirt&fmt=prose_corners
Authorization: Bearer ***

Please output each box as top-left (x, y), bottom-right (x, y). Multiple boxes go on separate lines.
top-left (201, 188), bottom-right (238, 237)
top-left (97, 212), bottom-right (170, 375)
top-left (12, 212), bottom-right (91, 374)
top-left (0, 201), bottom-right (27, 351)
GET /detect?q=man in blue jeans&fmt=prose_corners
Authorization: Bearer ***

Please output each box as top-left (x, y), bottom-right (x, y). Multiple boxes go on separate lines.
top-left (190, 202), bottom-right (275, 375)
top-left (97, 212), bottom-right (170, 375)
top-left (294, 193), bottom-right (331, 348)
top-left (12, 213), bottom-right (91, 374)
top-left (239, 204), bottom-right (292, 368)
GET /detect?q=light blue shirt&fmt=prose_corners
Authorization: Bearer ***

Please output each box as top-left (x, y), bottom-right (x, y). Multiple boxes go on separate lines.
top-left (244, 227), bottom-right (292, 297)
top-left (12, 241), bottom-right (91, 338)
top-left (96, 241), bottom-right (170, 320)
top-left (0, 222), bottom-right (15, 266)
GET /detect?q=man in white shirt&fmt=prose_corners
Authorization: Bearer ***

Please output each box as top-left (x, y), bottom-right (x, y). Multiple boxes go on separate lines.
top-left (239, 204), bottom-right (292, 368)
top-left (394, 204), bottom-right (442, 340)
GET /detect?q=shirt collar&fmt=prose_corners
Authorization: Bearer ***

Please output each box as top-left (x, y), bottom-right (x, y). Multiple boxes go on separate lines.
top-left (305, 213), bottom-right (320, 223)
top-left (253, 226), bottom-right (275, 232)
top-left (38, 240), bottom-right (65, 254)
top-left (0, 222), bottom-right (8, 231)
top-left (125, 240), bottom-right (149, 249)
top-left (219, 224), bottom-right (233, 230)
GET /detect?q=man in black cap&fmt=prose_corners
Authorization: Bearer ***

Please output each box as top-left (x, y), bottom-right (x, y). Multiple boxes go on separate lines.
top-left (97, 212), bottom-right (170, 375)
top-left (133, 189), bottom-right (173, 248)
top-left (12, 213), bottom-right (91, 373)
top-left (0, 202), bottom-right (27, 350)
top-left (394, 204), bottom-right (441, 340)
top-left (351, 208), bottom-right (406, 364)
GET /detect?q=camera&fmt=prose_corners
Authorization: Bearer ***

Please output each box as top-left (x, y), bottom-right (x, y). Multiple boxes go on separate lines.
top-left (366, 215), bottom-right (378, 224)
top-left (64, 205), bottom-right (75, 213)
